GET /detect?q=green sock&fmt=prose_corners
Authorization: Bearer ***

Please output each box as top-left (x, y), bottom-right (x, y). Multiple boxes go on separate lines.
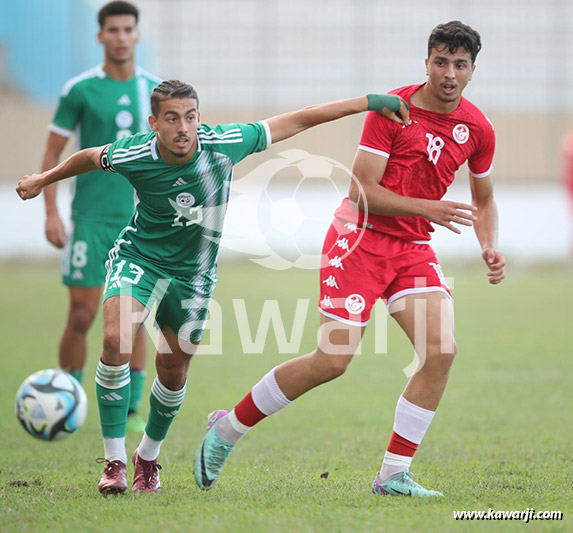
top-left (145, 376), bottom-right (187, 441)
top-left (129, 369), bottom-right (146, 414)
top-left (67, 368), bottom-right (84, 385)
top-left (95, 361), bottom-right (131, 438)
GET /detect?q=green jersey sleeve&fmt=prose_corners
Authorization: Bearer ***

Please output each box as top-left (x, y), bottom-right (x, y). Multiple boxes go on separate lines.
top-left (106, 132), bottom-right (156, 181)
top-left (197, 121), bottom-right (271, 164)
top-left (51, 84), bottom-right (83, 136)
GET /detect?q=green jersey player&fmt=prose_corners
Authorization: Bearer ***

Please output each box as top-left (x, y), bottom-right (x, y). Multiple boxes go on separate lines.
top-left (17, 79), bottom-right (410, 495)
top-left (41, 1), bottom-right (159, 431)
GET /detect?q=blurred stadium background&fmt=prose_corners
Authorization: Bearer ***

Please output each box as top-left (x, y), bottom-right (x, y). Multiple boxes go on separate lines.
top-left (1, 0), bottom-right (572, 263)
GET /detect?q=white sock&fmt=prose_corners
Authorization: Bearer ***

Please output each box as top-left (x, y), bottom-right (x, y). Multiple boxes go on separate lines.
top-left (251, 367), bottom-right (291, 415)
top-left (392, 395), bottom-right (435, 443)
top-left (217, 409), bottom-right (251, 445)
top-left (216, 367), bottom-right (291, 445)
top-left (137, 432), bottom-right (163, 461)
top-left (379, 395), bottom-right (435, 482)
top-left (103, 437), bottom-right (127, 464)
top-left (380, 452), bottom-right (413, 481)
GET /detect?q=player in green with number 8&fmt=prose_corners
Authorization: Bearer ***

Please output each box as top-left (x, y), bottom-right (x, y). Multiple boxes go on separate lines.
top-left (41, 1), bottom-right (160, 434)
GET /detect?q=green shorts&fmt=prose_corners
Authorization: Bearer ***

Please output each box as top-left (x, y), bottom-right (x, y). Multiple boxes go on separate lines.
top-left (62, 219), bottom-right (124, 287)
top-left (103, 249), bottom-right (217, 343)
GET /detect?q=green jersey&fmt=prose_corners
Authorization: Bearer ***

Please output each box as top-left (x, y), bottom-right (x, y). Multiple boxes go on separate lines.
top-left (105, 121), bottom-right (271, 276)
top-left (51, 65), bottom-right (161, 223)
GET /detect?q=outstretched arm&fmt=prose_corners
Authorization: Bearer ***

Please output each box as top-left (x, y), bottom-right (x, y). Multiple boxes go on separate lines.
top-left (470, 173), bottom-right (506, 284)
top-left (266, 94), bottom-right (409, 144)
top-left (17, 145), bottom-right (107, 200)
top-left (348, 149), bottom-right (478, 233)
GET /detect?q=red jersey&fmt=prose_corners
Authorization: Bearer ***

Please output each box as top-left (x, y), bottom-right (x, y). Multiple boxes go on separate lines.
top-left (562, 130), bottom-right (573, 211)
top-left (335, 83), bottom-right (496, 242)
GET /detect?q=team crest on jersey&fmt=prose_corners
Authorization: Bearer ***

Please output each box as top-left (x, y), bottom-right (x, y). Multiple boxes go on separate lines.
top-left (452, 124), bottom-right (470, 144)
top-left (115, 110), bottom-right (134, 129)
top-left (345, 294), bottom-right (366, 314)
top-left (176, 192), bottom-right (195, 207)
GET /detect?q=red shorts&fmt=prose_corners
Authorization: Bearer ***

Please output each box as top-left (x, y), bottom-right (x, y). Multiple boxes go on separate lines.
top-left (318, 218), bottom-right (451, 326)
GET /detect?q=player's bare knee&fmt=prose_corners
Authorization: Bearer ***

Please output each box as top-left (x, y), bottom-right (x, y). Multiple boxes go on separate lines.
top-left (101, 330), bottom-right (120, 361)
top-left (424, 337), bottom-right (457, 373)
top-left (156, 358), bottom-right (188, 390)
top-left (66, 304), bottom-right (97, 333)
top-left (324, 356), bottom-right (351, 380)
top-left (101, 327), bottom-right (132, 364)
top-left (310, 349), bottom-right (352, 382)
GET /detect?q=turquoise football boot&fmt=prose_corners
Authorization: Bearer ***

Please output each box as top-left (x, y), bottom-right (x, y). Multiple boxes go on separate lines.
top-left (372, 471), bottom-right (444, 497)
top-left (194, 410), bottom-right (233, 490)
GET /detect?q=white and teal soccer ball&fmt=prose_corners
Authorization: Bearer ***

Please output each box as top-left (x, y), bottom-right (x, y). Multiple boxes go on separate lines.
top-left (15, 369), bottom-right (87, 441)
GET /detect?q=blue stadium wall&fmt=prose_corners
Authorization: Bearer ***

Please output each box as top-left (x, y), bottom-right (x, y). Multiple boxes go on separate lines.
top-left (0, 0), bottom-right (150, 103)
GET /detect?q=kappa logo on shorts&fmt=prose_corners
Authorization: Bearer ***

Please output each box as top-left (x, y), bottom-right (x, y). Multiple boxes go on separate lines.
top-left (345, 294), bottom-right (366, 314)
top-left (329, 256), bottom-right (344, 270)
top-left (452, 124), bottom-right (470, 144)
top-left (344, 222), bottom-right (358, 234)
top-left (335, 238), bottom-right (350, 252)
top-left (322, 275), bottom-right (339, 289)
top-left (320, 295), bottom-right (335, 309)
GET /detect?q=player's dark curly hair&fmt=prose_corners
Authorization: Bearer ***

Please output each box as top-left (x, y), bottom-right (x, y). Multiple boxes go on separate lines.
top-left (98, 1), bottom-right (139, 29)
top-left (150, 80), bottom-right (199, 116)
top-left (428, 21), bottom-right (482, 63)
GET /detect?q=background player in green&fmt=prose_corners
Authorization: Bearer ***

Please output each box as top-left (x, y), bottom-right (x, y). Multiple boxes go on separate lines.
top-left (17, 80), bottom-right (410, 495)
top-left (41, 1), bottom-right (160, 432)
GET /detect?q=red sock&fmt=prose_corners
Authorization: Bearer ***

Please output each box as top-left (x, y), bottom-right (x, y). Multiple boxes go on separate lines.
top-left (387, 431), bottom-right (418, 457)
top-left (234, 391), bottom-right (267, 427)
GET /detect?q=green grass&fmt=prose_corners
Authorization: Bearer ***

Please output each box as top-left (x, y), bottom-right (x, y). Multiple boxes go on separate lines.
top-left (0, 261), bottom-right (571, 532)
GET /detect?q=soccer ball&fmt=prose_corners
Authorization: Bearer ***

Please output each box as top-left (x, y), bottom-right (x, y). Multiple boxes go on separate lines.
top-left (15, 369), bottom-right (88, 441)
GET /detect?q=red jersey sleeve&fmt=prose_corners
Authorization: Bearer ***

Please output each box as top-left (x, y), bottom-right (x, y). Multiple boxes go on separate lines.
top-left (468, 118), bottom-right (495, 177)
top-left (562, 130), bottom-right (573, 208)
top-left (358, 111), bottom-right (395, 159)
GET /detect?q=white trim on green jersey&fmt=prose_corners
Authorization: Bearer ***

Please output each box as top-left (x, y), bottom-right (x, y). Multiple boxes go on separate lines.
top-left (135, 67), bottom-right (160, 134)
top-left (198, 128), bottom-right (242, 137)
top-left (192, 120), bottom-right (271, 151)
top-left (259, 120), bottom-right (273, 149)
top-left (112, 139), bottom-right (154, 165)
top-left (49, 67), bottom-right (102, 137)
top-left (196, 130), bottom-right (244, 147)
top-left (112, 150), bottom-right (153, 165)
top-left (61, 224), bottom-right (73, 277)
top-left (151, 137), bottom-right (159, 160)
top-left (60, 65), bottom-right (105, 97)
top-left (50, 64), bottom-right (161, 223)
top-left (113, 140), bottom-right (154, 153)
top-left (49, 123), bottom-right (74, 138)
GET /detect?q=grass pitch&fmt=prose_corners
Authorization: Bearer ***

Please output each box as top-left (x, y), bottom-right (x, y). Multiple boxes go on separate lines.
top-left (0, 260), bottom-right (571, 532)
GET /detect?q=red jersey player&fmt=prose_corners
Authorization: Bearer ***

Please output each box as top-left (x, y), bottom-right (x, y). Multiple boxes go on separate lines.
top-left (193, 21), bottom-right (506, 497)
top-left (562, 129), bottom-right (573, 255)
